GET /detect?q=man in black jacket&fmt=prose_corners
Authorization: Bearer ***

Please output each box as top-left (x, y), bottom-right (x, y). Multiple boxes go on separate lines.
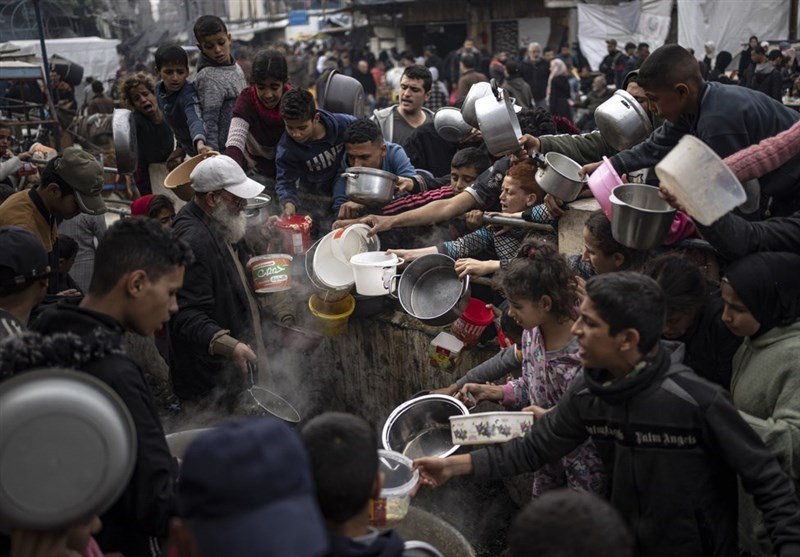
top-left (169, 154), bottom-right (266, 408)
top-left (31, 217), bottom-right (193, 557)
top-left (599, 39), bottom-right (621, 85)
top-left (415, 273), bottom-right (800, 557)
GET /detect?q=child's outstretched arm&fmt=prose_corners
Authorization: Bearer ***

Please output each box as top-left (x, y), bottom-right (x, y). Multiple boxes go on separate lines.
top-left (195, 74), bottom-right (222, 150)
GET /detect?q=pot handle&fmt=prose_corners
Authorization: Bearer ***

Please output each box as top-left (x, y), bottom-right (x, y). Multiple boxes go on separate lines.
top-left (462, 274), bottom-right (471, 294)
top-left (388, 274), bottom-right (401, 299)
top-left (341, 172), bottom-right (358, 179)
top-left (490, 78), bottom-right (501, 101)
top-left (531, 151), bottom-right (547, 167)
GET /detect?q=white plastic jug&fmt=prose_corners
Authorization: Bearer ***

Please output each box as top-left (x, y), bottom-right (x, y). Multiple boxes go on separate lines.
top-left (350, 252), bottom-right (402, 296)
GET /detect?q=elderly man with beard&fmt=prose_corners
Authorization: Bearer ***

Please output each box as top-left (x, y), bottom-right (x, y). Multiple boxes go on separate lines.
top-left (169, 155), bottom-right (267, 412)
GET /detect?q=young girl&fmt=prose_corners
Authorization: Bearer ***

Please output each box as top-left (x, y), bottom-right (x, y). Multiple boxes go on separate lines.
top-left (226, 48), bottom-right (291, 183)
top-left (574, 209), bottom-right (649, 278)
top-left (462, 239), bottom-right (608, 498)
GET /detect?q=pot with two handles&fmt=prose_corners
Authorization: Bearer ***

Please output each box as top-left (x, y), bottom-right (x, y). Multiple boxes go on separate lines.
top-left (532, 151), bottom-right (587, 202)
top-left (343, 167), bottom-right (398, 206)
top-left (475, 79), bottom-right (523, 157)
top-left (391, 254), bottom-right (471, 327)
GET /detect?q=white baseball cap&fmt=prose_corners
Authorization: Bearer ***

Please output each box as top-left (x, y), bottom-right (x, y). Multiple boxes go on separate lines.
top-left (189, 155), bottom-right (264, 199)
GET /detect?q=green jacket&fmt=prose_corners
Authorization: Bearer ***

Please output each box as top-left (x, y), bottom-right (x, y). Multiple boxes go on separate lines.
top-left (538, 131), bottom-right (616, 166)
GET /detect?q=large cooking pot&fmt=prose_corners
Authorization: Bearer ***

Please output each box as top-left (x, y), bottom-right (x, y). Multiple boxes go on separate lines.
top-left (344, 166), bottom-right (397, 206)
top-left (0, 369), bottom-right (136, 529)
top-left (392, 507), bottom-right (476, 557)
top-left (534, 151), bottom-right (586, 202)
top-left (382, 394), bottom-right (469, 459)
top-left (165, 428), bottom-right (215, 458)
top-left (50, 54), bottom-right (84, 87)
top-left (112, 108), bottom-right (137, 175)
top-left (610, 184), bottom-right (676, 249)
top-left (594, 89), bottom-right (654, 151)
top-left (460, 81), bottom-right (493, 128)
top-left (392, 253), bottom-right (470, 327)
top-left (475, 80), bottom-right (522, 157)
top-left (434, 106), bottom-right (473, 143)
top-left (242, 194), bottom-right (272, 228)
top-left (319, 70), bottom-right (365, 117)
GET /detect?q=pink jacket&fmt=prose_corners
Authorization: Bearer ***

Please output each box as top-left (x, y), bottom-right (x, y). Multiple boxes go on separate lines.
top-left (724, 120), bottom-right (800, 182)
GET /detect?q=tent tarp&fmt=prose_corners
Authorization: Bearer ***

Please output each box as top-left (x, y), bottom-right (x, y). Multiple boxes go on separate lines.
top-left (0, 37), bottom-right (120, 85)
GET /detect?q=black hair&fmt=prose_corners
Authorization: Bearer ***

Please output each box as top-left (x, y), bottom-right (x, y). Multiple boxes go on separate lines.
top-left (39, 156), bottom-right (75, 197)
top-left (499, 306), bottom-right (524, 345)
top-left (505, 60), bottom-right (521, 77)
top-left (584, 210), bottom-right (648, 270)
top-left (625, 42), bottom-right (637, 51)
top-left (543, 47), bottom-right (554, 54)
top-left (768, 50), bottom-right (783, 62)
top-left (91, 80), bottom-right (104, 94)
top-left (88, 217), bottom-right (193, 297)
top-left (622, 69), bottom-right (640, 90)
top-left (300, 412), bottom-right (379, 524)
top-left (637, 43), bottom-right (650, 50)
top-left (193, 15), bottom-right (227, 42)
top-left (147, 194), bottom-right (175, 219)
top-left (517, 107), bottom-right (557, 136)
top-left (460, 52), bottom-right (476, 69)
top-left (508, 490), bottom-right (634, 557)
top-left (752, 45), bottom-right (766, 56)
top-left (279, 88), bottom-right (316, 121)
top-left (251, 48), bottom-right (288, 84)
top-left (450, 147), bottom-right (490, 174)
top-left (637, 44), bottom-right (703, 91)
top-left (58, 234), bottom-right (78, 260)
top-left (401, 64), bottom-right (432, 93)
top-left (498, 238), bottom-right (577, 322)
top-left (585, 272), bottom-right (665, 353)
top-left (343, 118), bottom-right (383, 145)
top-left (644, 253), bottom-right (708, 314)
top-left (154, 44), bottom-right (189, 70)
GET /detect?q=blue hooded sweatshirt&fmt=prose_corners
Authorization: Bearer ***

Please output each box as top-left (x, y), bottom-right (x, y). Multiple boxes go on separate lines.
top-left (331, 142), bottom-right (416, 212)
top-left (275, 109), bottom-right (357, 209)
top-left (156, 80), bottom-right (206, 156)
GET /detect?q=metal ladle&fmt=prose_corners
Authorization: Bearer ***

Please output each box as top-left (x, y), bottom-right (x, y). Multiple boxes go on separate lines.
top-left (246, 363), bottom-right (301, 423)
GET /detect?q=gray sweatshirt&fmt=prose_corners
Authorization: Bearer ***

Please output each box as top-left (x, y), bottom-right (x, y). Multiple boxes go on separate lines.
top-left (195, 55), bottom-right (247, 150)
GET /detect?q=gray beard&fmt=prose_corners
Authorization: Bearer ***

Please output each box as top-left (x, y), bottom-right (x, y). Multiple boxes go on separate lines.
top-left (209, 201), bottom-right (247, 244)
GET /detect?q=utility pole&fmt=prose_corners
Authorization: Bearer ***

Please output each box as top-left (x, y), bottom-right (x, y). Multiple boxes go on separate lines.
top-left (791, 0), bottom-right (799, 42)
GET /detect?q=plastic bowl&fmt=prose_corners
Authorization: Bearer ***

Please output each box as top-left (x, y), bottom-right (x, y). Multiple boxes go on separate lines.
top-left (449, 412), bottom-right (534, 445)
top-left (378, 449), bottom-right (419, 525)
top-left (588, 156), bottom-right (624, 219)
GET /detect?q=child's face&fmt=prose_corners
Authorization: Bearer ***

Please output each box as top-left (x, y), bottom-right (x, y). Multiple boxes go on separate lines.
top-left (506, 295), bottom-right (549, 330)
top-left (128, 84), bottom-right (159, 120)
top-left (642, 84), bottom-right (690, 124)
top-left (158, 62), bottom-right (189, 93)
top-left (571, 297), bottom-right (622, 369)
top-left (450, 165), bottom-right (479, 193)
top-left (720, 281), bottom-right (761, 338)
top-left (499, 177), bottom-right (535, 213)
top-left (59, 255), bottom-right (76, 274)
top-left (582, 226), bottom-right (621, 275)
top-left (346, 140), bottom-right (386, 169)
top-left (198, 31), bottom-right (232, 65)
top-left (0, 127), bottom-right (11, 156)
top-left (284, 115), bottom-right (319, 144)
top-left (255, 77), bottom-right (285, 110)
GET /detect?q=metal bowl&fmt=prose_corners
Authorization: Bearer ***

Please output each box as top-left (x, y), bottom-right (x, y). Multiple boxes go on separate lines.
top-left (112, 108), bottom-right (138, 175)
top-left (0, 368), bottom-right (136, 529)
top-left (610, 184), bottom-right (676, 249)
top-left (344, 166), bottom-right (397, 206)
top-left (434, 107), bottom-right (473, 143)
top-left (382, 394), bottom-right (469, 459)
top-left (595, 89), bottom-right (653, 151)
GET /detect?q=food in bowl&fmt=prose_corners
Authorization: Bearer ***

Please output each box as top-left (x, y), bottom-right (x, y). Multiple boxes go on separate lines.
top-left (377, 450), bottom-right (419, 526)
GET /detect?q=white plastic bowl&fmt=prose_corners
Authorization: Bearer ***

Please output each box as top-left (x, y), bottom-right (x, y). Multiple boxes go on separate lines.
top-left (378, 449), bottom-right (419, 525)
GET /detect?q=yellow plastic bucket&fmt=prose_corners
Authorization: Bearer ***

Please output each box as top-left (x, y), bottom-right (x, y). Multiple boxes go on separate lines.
top-left (307, 294), bottom-right (355, 336)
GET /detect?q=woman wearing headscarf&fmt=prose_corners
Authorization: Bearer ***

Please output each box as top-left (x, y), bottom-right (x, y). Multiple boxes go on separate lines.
top-left (708, 51), bottom-right (733, 84)
top-left (737, 35), bottom-right (759, 81)
top-left (721, 251), bottom-right (800, 557)
top-left (545, 58), bottom-right (572, 120)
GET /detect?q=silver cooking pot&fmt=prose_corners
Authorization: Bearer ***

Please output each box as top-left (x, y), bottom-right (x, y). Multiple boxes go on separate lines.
top-left (534, 151), bottom-right (587, 202)
top-left (242, 194), bottom-right (272, 227)
top-left (319, 70), bottom-right (365, 117)
top-left (382, 394), bottom-right (469, 459)
top-left (594, 89), bottom-right (654, 151)
top-left (475, 80), bottom-right (522, 157)
top-left (112, 108), bottom-right (137, 175)
top-left (391, 253), bottom-right (470, 327)
top-left (610, 184), bottom-right (676, 249)
top-left (343, 166), bottom-right (397, 206)
top-left (461, 81), bottom-right (493, 128)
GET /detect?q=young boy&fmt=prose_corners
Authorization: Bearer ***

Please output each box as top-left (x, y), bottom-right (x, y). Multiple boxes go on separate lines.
top-left (332, 118), bottom-right (417, 219)
top-left (0, 121), bottom-right (33, 189)
top-left (301, 412), bottom-right (440, 557)
top-left (154, 44), bottom-right (210, 158)
top-left (415, 272), bottom-right (800, 557)
top-left (275, 88), bottom-right (356, 218)
top-left (605, 44), bottom-right (800, 218)
top-left (193, 15), bottom-right (247, 151)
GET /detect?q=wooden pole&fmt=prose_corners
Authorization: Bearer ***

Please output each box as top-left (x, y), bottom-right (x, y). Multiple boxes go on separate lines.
top-left (791, 0), bottom-right (799, 42)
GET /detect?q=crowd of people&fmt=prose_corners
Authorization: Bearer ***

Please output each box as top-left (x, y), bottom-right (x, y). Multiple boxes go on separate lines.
top-left (1, 11), bottom-right (800, 557)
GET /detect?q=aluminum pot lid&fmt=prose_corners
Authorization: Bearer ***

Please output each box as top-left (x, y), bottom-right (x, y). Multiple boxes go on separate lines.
top-left (0, 368), bottom-right (136, 529)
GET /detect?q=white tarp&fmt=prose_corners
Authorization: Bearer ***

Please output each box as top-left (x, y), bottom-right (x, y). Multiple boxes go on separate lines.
top-left (678, 0), bottom-right (790, 64)
top-left (577, 0), bottom-right (672, 71)
top-left (0, 37), bottom-right (120, 84)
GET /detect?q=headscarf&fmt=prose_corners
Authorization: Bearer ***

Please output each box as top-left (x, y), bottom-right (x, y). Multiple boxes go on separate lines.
top-left (709, 51), bottom-right (732, 82)
top-left (546, 58), bottom-right (569, 101)
top-left (130, 194), bottom-right (155, 217)
top-left (723, 252), bottom-right (800, 337)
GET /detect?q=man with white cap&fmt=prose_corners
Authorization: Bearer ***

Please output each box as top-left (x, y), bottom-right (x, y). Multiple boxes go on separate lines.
top-left (168, 154), bottom-right (268, 411)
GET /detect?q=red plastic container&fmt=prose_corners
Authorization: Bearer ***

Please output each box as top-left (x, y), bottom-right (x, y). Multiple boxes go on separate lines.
top-left (276, 215), bottom-right (313, 255)
top-left (451, 298), bottom-right (494, 346)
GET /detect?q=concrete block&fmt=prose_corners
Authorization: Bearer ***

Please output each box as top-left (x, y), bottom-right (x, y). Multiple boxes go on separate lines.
top-left (558, 197), bottom-right (601, 256)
